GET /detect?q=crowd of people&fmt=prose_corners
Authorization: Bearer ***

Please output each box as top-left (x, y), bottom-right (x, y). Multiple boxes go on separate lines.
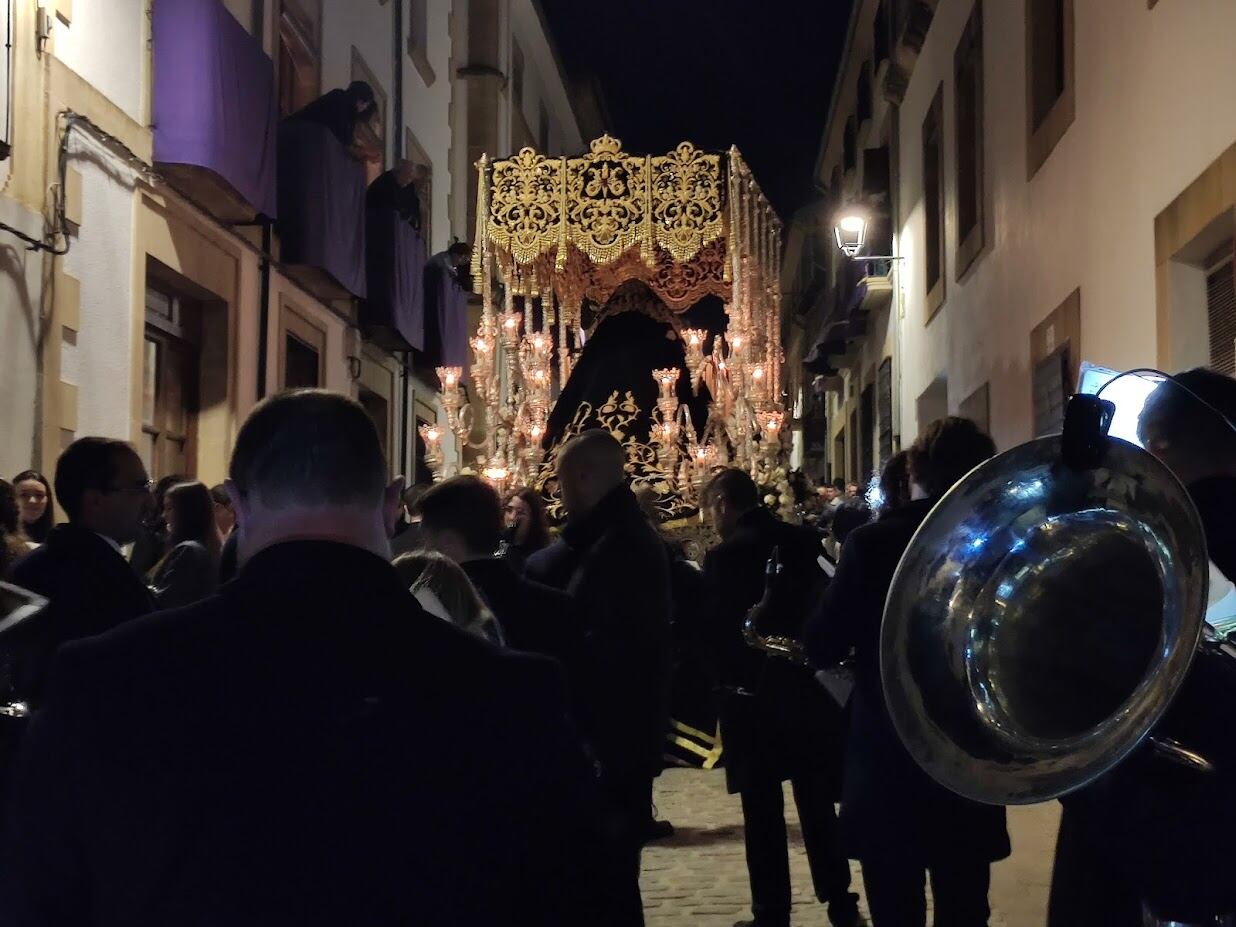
top-left (0, 370), bottom-right (1232, 926)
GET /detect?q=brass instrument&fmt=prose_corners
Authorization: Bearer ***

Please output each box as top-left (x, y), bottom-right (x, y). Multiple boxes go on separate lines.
top-left (742, 547), bottom-right (809, 665)
top-left (880, 394), bottom-right (1223, 807)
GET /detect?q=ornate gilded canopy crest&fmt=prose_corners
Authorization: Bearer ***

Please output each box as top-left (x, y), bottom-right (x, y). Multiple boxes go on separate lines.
top-left (420, 135), bottom-right (789, 521)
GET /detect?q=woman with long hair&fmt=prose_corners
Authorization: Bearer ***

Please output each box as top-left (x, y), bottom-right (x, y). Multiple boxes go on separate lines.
top-left (500, 487), bottom-right (551, 573)
top-left (0, 480), bottom-right (30, 575)
top-left (11, 470), bottom-right (53, 546)
top-left (806, 417), bottom-right (1007, 926)
top-left (148, 481), bottom-right (220, 609)
top-left (393, 550), bottom-right (502, 644)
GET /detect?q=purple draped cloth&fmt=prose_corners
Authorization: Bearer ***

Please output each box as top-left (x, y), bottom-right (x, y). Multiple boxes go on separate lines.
top-left (152, 0), bottom-right (277, 218)
top-left (276, 119), bottom-right (367, 298)
top-left (423, 252), bottom-right (470, 377)
top-left (362, 206), bottom-right (426, 351)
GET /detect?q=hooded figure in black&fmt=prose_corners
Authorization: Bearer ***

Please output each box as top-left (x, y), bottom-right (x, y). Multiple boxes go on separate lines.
top-left (538, 283), bottom-right (717, 522)
top-left (286, 80), bottom-right (376, 150)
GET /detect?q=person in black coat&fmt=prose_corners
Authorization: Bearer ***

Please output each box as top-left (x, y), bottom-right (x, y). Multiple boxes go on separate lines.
top-left (702, 469), bottom-right (858, 927)
top-left (6, 437), bottom-right (155, 706)
top-left (532, 430), bottom-right (673, 926)
top-left (1049, 369), bottom-right (1236, 924)
top-left (414, 475), bottom-right (584, 681)
top-left (805, 417), bottom-right (1008, 927)
top-left (286, 80), bottom-right (377, 150)
top-left (0, 389), bottom-right (608, 927)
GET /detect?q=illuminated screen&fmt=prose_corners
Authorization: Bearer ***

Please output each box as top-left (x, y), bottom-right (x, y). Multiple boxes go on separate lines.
top-left (1076, 363), bottom-right (1164, 447)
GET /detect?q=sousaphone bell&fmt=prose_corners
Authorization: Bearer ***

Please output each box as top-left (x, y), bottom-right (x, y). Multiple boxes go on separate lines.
top-left (880, 394), bottom-right (1215, 806)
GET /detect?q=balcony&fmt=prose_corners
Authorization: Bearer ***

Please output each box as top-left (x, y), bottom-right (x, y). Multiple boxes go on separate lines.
top-left (276, 118), bottom-right (368, 301)
top-left (152, 0), bottom-right (277, 222)
top-left (361, 193), bottom-right (427, 353)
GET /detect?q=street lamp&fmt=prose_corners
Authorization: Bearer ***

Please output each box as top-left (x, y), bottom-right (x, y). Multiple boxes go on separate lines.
top-left (832, 207), bottom-right (903, 262)
top-left (833, 210), bottom-right (867, 257)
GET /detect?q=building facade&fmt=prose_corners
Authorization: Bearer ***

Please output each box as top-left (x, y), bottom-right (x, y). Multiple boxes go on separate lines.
top-left (789, 0), bottom-right (1236, 488)
top-left (0, 0), bottom-right (586, 494)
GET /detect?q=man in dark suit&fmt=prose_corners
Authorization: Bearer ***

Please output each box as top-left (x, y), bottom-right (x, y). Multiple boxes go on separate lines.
top-left (1, 390), bottom-right (607, 926)
top-left (701, 469), bottom-right (859, 927)
top-left (531, 430), bottom-right (673, 926)
top-left (415, 475), bottom-right (583, 675)
top-left (6, 437), bottom-right (155, 705)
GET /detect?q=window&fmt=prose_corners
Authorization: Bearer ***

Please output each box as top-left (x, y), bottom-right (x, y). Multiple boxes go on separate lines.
top-left (276, 0), bottom-right (321, 117)
top-left (280, 301), bottom-right (325, 390)
top-left (351, 47), bottom-right (387, 180)
top-left (843, 117), bottom-right (857, 173)
top-left (511, 40), bottom-right (525, 110)
top-left (407, 0), bottom-right (436, 85)
top-left (406, 128), bottom-right (433, 250)
top-left (916, 378), bottom-right (948, 436)
top-left (922, 85), bottom-right (946, 319)
top-left (849, 407), bottom-right (859, 481)
top-left (860, 383), bottom-right (875, 480)
top-left (954, 2), bottom-right (985, 277)
top-left (1030, 288), bottom-right (1081, 437)
top-left (142, 284), bottom-right (201, 479)
top-left (960, 381), bottom-right (991, 434)
top-left (832, 434), bottom-right (845, 484)
top-left (1206, 244), bottom-right (1235, 374)
top-left (857, 64), bottom-right (873, 125)
top-left (1025, 0), bottom-right (1074, 178)
top-left (358, 386), bottom-right (390, 463)
top-left (877, 356), bottom-right (893, 462)
top-left (874, 1), bottom-right (890, 69)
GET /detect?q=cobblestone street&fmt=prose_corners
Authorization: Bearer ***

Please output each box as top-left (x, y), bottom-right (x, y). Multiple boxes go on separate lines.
top-left (644, 768), bottom-right (1060, 926)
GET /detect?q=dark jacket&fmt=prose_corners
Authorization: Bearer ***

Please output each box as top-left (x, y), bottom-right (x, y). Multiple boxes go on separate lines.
top-left (1051, 476), bottom-right (1236, 923)
top-left (149, 540), bottom-right (217, 610)
top-left (0, 540), bottom-right (607, 926)
top-left (524, 538), bottom-right (577, 589)
top-left (5, 524), bottom-right (155, 705)
top-left (704, 507), bottom-right (843, 794)
top-left (805, 498), bottom-right (1010, 863)
top-left (460, 557), bottom-right (579, 661)
top-left (538, 487), bottom-right (673, 780)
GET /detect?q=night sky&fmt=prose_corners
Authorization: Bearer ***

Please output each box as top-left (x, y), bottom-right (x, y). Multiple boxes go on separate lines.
top-left (539, 0), bottom-right (855, 220)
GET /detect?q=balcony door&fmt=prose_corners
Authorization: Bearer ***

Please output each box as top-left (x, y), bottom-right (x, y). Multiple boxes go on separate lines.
top-left (142, 284), bottom-right (201, 479)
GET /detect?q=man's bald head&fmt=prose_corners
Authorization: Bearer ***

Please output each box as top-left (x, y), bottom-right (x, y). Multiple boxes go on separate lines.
top-left (557, 430), bottom-right (627, 518)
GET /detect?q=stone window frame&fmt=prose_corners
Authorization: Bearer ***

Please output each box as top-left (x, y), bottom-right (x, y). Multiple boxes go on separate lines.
top-left (922, 83), bottom-right (947, 323)
top-left (954, 0), bottom-right (986, 279)
top-left (1024, 0), bottom-right (1075, 180)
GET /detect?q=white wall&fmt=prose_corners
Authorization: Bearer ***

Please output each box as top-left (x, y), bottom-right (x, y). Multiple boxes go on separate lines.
top-left (403, 0), bottom-right (457, 253)
top-left (895, 0), bottom-right (1236, 449)
top-left (61, 135), bottom-right (140, 441)
top-left (509, 0), bottom-right (583, 153)
top-left (52, 0), bottom-right (147, 122)
top-left (0, 196), bottom-right (46, 474)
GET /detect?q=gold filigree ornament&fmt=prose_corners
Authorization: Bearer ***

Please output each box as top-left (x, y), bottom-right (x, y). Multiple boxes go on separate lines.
top-left (651, 142), bottom-right (724, 263)
top-left (487, 147), bottom-right (564, 268)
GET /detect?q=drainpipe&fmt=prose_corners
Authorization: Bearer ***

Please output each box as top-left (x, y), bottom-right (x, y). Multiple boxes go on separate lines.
top-left (393, 0), bottom-right (412, 478)
top-left (257, 220), bottom-right (272, 398)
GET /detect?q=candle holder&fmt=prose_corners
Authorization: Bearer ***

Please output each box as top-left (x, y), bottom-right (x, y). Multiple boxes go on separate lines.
top-left (681, 329), bottom-right (707, 394)
top-left (418, 422), bottom-right (446, 482)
